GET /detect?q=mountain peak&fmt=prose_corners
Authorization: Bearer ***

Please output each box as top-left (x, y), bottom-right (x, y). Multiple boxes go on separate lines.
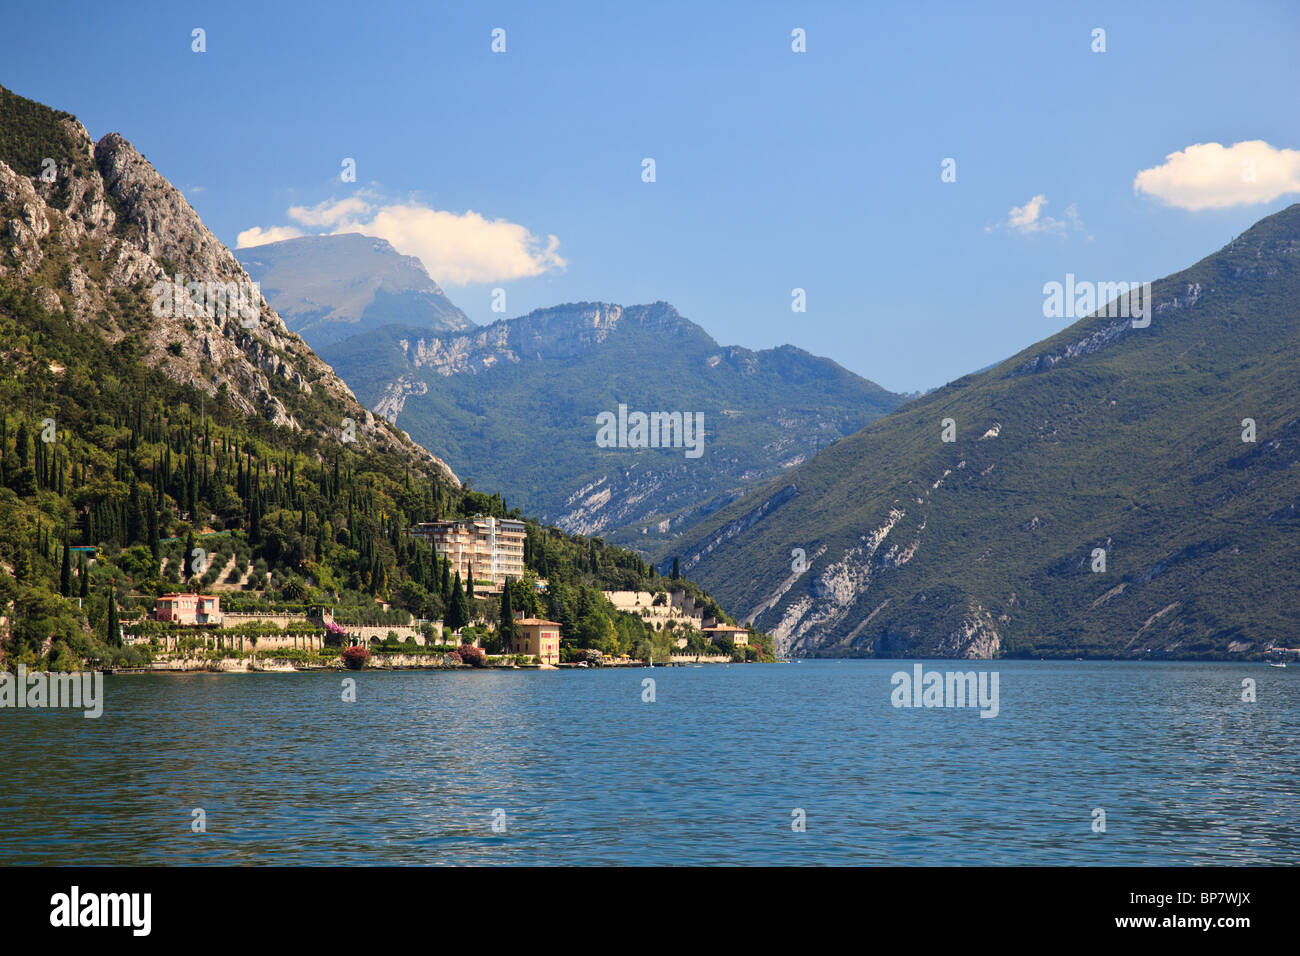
top-left (0, 87), bottom-right (458, 484)
top-left (236, 232), bottom-right (473, 348)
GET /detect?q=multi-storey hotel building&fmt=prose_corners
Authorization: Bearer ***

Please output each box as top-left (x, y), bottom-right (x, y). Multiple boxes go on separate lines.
top-left (407, 516), bottom-right (526, 590)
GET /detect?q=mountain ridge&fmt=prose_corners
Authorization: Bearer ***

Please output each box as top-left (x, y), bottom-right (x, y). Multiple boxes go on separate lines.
top-left (675, 202), bottom-right (1300, 659)
top-left (315, 299), bottom-right (907, 551)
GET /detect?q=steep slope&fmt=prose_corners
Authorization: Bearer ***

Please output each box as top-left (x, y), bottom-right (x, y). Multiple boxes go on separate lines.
top-left (316, 301), bottom-right (907, 552)
top-left (0, 84), bottom-right (456, 485)
top-left (677, 204), bottom-right (1300, 660)
top-left (237, 233), bottom-right (473, 348)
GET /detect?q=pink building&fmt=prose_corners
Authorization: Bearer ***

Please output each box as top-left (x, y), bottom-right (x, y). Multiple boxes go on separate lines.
top-left (155, 593), bottom-right (223, 626)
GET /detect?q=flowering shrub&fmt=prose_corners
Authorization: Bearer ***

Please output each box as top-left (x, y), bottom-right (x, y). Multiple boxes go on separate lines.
top-left (342, 646), bottom-right (369, 669)
top-left (444, 650), bottom-right (463, 665)
top-left (458, 643), bottom-right (487, 668)
top-left (323, 621), bottom-right (349, 647)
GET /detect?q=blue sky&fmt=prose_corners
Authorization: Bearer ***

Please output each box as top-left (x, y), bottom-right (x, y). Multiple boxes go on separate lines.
top-left (3, 0), bottom-right (1299, 393)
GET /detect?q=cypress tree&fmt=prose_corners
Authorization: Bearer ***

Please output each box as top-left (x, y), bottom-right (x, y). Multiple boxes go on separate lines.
top-left (59, 541), bottom-right (71, 597)
top-left (106, 587), bottom-right (120, 647)
top-left (79, 556), bottom-right (89, 600)
top-left (467, 563), bottom-right (475, 600)
top-left (499, 578), bottom-right (516, 648)
top-left (148, 508), bottom-right (160, 562)
top-left (15, 419), bottom-right (29, 470)
top-left (447, 571), bottom-right (468, 634)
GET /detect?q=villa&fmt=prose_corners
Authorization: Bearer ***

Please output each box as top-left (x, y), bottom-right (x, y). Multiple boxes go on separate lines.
top-left (155, 593), bottom-right (223, 626)
top-left (508, 617), bottom-right (562, 665)
top-left (702, 624), bottom-right (749, 648)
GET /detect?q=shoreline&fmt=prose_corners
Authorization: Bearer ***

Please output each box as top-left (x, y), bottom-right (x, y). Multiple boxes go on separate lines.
top-left (92, 656), bottom-right (1294, 675)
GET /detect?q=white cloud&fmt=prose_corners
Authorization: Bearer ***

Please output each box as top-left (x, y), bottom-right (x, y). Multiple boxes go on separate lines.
top-left (236, 224), bottom-right (306, 247)
top-left (286, 196), bottom-right (373, 228)
top-left (237, 196), bottom-right (566, 285)
top-left (987, 194), bottom-right (1090, 238)
top-left (1133, 140), bottom-right (1300, 210)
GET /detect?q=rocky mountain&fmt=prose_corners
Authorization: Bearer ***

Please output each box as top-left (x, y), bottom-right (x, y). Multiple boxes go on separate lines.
top-left (0, 84), bottom-right (457, 486)
top-left (237, 233), bottom-right (473, 349)
top-left (314, 300), bottom-right (906, 552)
top-left (1, 85), bottom-right (753, 676)
top-left (673, 203), bottom-right (1300, 660)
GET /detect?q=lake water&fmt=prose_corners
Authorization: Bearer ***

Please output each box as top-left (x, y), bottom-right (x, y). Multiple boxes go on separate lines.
top-left (1, 661), bottom-right (1295, 865)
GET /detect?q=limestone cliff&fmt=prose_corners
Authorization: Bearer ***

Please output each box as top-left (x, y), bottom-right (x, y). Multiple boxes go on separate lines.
top-left (0, 94), bottom-right (457, 485)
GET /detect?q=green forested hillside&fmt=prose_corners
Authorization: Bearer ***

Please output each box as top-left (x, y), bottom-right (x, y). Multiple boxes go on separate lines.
top-left (0, 274), bottom-right (751, 667)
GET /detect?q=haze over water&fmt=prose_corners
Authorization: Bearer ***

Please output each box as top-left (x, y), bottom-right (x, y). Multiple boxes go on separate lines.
top-left (2, 661), bottom-right (1294, 865)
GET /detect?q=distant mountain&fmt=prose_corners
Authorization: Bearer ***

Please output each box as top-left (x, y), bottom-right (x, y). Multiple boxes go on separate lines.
top-left (237, 233), bottom-right (474, 349)
top-left (674, 204), bottom-right (1300, 661)
top-left (316, 301), bottom-right (907, 551)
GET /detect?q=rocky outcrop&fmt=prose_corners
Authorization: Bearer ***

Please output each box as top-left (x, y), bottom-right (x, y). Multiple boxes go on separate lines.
top-left (0, 107), bottom-right (457, 485)
top-left (399, 302), bottom-right (696, 376)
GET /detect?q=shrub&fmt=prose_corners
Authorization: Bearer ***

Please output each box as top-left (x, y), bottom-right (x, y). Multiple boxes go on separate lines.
top-left (458, 643), bottom-right (487, 668)
top-left (342, 646), bottom-right (369, 669)
top-left (323, 621), bottom-right (349, 647)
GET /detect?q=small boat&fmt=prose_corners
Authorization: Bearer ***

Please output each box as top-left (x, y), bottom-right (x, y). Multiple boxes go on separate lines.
top-left (577, 661), bottom-right (589, 668)
top-left (1269, 662), bottom-right (1287, 668)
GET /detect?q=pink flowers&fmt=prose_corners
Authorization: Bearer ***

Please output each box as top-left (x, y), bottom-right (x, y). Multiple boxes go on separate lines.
top-left (457, 643), bottom-right (487, 668)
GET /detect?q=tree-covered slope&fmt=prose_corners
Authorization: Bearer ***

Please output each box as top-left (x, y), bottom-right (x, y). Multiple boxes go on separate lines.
top-left (676, 203), bottom-right (1300, 660)
top-left (318, 301), bottom-right (906, 553)
top-left (0, 85), bottom-right (747, 670)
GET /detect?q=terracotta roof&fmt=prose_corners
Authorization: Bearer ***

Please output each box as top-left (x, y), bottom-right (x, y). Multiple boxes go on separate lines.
top-left (515, 617), bottom-right (562, 626)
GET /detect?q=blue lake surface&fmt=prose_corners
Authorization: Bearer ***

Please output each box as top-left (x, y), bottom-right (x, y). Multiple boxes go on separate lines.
top-left (1, 661), bottom-right (1295, 865)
